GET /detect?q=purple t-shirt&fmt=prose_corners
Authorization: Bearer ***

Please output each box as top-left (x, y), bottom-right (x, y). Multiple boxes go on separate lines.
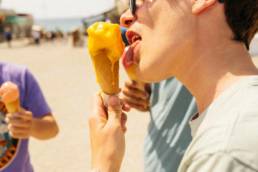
top-left (0, 62), bottom-right (51, 172)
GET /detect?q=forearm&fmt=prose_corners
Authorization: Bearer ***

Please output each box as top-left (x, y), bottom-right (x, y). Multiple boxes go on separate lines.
top-left (31, 115), bottom-right (59, 140)
top-left (92, 165), bottom-right (120, 172)
top-left (92, 158), bottom-right (121, 172)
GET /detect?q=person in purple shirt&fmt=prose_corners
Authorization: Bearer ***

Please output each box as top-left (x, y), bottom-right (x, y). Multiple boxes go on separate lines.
top-left (0, 62), bottom-right (59, 172)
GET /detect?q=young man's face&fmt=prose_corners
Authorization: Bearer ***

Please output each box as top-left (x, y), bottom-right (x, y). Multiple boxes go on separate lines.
top-left (121, 0), bottom-right (195, 82)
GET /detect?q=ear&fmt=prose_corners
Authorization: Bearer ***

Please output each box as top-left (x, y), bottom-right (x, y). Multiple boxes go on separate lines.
top-left (191, 0), bottom-right (217, 15)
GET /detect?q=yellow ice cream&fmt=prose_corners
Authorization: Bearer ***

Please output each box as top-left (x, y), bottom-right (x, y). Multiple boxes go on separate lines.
top-left (0, 82), bottom-right (20, 113)
top-left (87, 22), bottom-right (125, 95)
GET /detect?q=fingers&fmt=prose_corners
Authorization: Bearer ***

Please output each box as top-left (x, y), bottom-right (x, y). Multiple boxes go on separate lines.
top-left (5, 116), bottom-right (31, 128)
top-left (124, 81), bottom-right (149, 98)
top-left (5, 110), bottom-right (33, 139)
top-left (125, 80), bottom-right (145, 91)
top-left (9, 129), bottom-right (30, 139)
top-left (107, 96), bottom-right (122, 121)
top-left (122, 94), bottom-right (149, 112)
top-left (88, 94), bottom-right (108, 130)
top-left (89, 94), bottom-right (128, 134)
top-left (6, 109), bottom-right (32, 121)
top-left (106, 96), bottom-right (128, 133)
top-left (123, 84), bottom-right (149, 100)
top-left (93, 94), bottom-right (107, 119)
top-left (122, 103), bottom-right (131, 112)
top-left (121, 80), bottom-right (150, 112)
top-left (124, 101), bottom-right (149, 112)
top-left (121, 113), bottom-right (127, 133)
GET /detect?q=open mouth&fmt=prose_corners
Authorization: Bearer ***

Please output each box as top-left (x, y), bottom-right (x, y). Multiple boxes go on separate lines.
top-left (126, 30), bottom-right (142, 45)
top-left (122, 30), bottom-right (142, 69)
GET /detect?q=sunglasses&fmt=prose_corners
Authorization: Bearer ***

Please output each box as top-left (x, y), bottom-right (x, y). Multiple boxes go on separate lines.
top-left (129, 0), bottom-right (224, 16)
top-left (129, 0), bottom-right (137, 16)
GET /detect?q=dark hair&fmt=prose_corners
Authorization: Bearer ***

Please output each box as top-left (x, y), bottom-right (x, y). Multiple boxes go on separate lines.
top-left (222, 0), bottom-right (258, 49)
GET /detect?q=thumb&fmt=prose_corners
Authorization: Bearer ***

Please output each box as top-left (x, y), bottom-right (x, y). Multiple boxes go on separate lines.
top-left (93, 94), bottom-right (107, 120)
top-left (88, 94), bottom-right (107, 130)
top-left (107, 96), bottom-right (122, 122)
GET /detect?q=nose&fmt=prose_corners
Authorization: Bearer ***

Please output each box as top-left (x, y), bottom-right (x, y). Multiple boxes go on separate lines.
top-left (120, 9), bottom-right (136, 28)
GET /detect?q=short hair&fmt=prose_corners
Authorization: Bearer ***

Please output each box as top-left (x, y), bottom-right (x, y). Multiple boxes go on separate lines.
top-left (223, 0), bottom-right (258, 49)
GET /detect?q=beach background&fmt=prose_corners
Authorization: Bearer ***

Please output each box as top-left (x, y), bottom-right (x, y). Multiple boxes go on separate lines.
top-left (2, 1), bottom-right (149, 171)
top-left (0, 0), bottom-right (258, 171)
top-left (0, 39), bottom-right (149, 172)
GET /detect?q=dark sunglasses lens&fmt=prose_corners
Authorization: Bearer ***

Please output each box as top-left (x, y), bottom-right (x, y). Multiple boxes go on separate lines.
top-left (130, 0), bottom-right (136, 15)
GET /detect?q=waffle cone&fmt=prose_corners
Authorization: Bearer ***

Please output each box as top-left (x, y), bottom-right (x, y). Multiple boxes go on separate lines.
top-left (5, 99), bottom-right (20, 113)
top-left (91, 53), bottom-right (119, 95)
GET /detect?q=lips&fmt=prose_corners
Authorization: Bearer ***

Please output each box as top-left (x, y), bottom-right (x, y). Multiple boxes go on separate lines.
top-left (126, 30), bottom-right (142, 45)
top-left (122, 30), bottom-right (142, 69)
top-left (122, 40), bottom-right (141, 68)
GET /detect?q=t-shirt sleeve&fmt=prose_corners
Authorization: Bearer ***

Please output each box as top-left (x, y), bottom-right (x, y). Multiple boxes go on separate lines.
top-left (186, 153), bottom-right (258, 172)
top-left (23, 69), bottom-right (51, 118)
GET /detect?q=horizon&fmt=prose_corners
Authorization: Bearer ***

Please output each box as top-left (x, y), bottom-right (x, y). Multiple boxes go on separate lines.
top-left (35, 15), bottom-right (104, 21)
top-left (1, 0), bottom-right (115, 19)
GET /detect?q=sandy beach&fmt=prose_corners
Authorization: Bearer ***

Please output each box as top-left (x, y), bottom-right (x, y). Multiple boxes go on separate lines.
top-left (0, 39), bottom-right (149, 172)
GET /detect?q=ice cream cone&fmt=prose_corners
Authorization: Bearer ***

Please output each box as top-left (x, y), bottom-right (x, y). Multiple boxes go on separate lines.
top-left (90, 52), bottom-right (120, 95)
top-left (0, 82), bottom-right (20, 113)
top-left (5, 99), bottom-right (20, 113)
top-left (87, 22), bottom-right (125, 95)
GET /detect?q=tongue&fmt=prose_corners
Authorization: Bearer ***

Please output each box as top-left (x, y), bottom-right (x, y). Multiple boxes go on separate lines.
top-left (122, 46), bottom-right (134, 68)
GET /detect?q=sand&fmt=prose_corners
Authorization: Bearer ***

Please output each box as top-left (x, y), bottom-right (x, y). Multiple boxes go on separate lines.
top-left (0, 39), bottom-right (149, 172)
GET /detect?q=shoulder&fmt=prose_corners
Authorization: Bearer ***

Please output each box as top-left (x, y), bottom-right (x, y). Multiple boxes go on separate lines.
top-left (180, 152), bottom-right (258, 172)
top-left (188, 108), bottom-right (258, 161)
top-left (0, 62), bottom-right (28, 82)
top-left (185, 100), bottom-right (258, 172)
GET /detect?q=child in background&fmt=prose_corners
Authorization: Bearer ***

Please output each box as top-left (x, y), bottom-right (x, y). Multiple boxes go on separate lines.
top-left (0, 62), bottom-right (59, 172)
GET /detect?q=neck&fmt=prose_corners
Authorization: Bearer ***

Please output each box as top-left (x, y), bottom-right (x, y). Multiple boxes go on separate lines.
top-left (176, 40), bottom-right (258, 113)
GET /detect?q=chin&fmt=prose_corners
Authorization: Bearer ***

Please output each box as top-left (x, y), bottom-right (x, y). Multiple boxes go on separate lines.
top-left (137, 64), bottom-right (169, 83)
top-left (138, 74), bottom-right (166, 83)
top-left (127, 64), bottom-right (171, 83)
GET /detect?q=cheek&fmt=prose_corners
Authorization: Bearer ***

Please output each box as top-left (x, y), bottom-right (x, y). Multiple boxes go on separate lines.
top-left (136, 0), bottom-right (164, 28)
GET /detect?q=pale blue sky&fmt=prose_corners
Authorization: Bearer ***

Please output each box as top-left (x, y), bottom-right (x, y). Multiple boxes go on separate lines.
top-left (1, 0), bottom-right (115, 19)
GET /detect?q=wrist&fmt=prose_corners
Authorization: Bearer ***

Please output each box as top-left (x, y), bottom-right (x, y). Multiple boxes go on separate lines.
top-left (30, 117), bottom-right (37, 137)
top-left (92, 156), bottom-right (121, 172)
top-left (92, 166), bottom-right (120, 172)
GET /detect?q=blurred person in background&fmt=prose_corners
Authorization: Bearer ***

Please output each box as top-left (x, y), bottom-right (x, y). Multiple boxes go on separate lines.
top-left (4, 27), bottom-right (12, 48)
top-left (0, 62), bottom-right (59, 172)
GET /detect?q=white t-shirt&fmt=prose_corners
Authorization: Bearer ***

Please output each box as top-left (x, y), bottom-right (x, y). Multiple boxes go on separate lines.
top-left (178, 76), bottom-right (258, 172)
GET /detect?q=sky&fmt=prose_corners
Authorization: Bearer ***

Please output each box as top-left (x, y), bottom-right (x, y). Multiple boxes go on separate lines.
top-left (1, 0), bottom-right (115, 19)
